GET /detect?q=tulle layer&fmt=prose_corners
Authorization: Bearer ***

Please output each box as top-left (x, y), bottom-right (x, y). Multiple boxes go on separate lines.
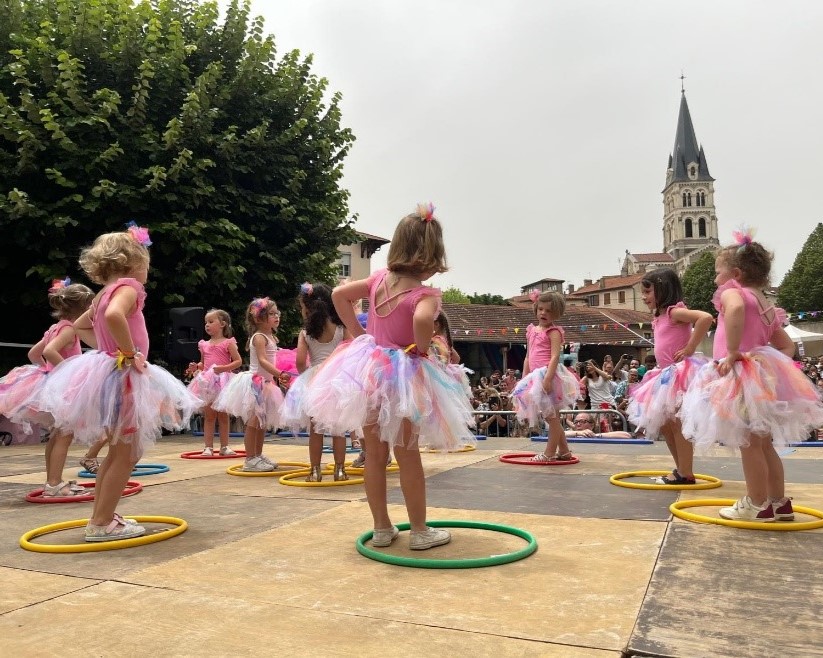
top-left (280, 366), bottom-right (320, 433)
top-left (512, 366), bottom-right (580, 427)
top-left (301, 334), bottom-right (476, 450)
top-left (0, 364), bottom-right (52, 434)
top-left (212, 372), bottom-right (283, 430)
top-left (187, 367), bottom-right (233, 408)
top-left (680, 347), bottom-right (823, 451)
top-left (627, 355), bottom-right (708, 438)
top-left (38, 352), bottom-right (200, 453)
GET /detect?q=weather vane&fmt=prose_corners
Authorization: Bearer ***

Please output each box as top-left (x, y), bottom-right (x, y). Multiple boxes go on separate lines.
top-left (680, 70), bottom-right (686, 93)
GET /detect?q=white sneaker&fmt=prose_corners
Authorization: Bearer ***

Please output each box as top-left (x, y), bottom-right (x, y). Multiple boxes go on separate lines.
top-left (719, 496), bottom-right (775, 522)
top-left (242, 456), bottom-right (275, 472)
top-left (258, 454), bottom-right (279, 469)
top-left (200, 446), bottom-right (214, 457)
top-left (371, 526), bottom-right (400, 547)
top-left (219, 446), bottom-right (238, 457)
top-left (409, 527), bottom-right (451, 550)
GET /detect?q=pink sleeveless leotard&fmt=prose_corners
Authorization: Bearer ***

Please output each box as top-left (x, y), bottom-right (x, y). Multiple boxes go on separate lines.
top-left (526, 323), bottom-right (564, 370)
top-left (652, 302), bottom-right (691, 368)
top-left (712, 281), bottom-right (784, 358)
top-left (365, 269), bottom-right (440, 349)
top-left (90, 278), bottom-right (149, 355)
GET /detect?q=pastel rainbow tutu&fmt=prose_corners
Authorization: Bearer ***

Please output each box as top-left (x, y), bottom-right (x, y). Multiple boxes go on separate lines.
top-left (212, 372), bottom-right (283, 431)
top-left (0, 364), bottom-right (51, 435)
top-left (627, 354), bottom-right (708, 438)
top-left (512, 366), bottom-right (580, 427)
top-left (187, 366), bottom-right (232, 408)
top-left (301, 334), bottom-right (475, 450)
top-left (680, 346), bottom-right (823, 452)
top-left (281, 366), bottom-right (321, 433)
top-left (38, 352), bottom-right (200, 456)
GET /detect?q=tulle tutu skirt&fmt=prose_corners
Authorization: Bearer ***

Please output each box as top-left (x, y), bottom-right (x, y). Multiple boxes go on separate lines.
top-left (0, 364), bottom-right (51, 434)
top-left (301, 334), bottom-right (476, 450)
top-left (187, 367), bottom-right (232, 408)
top-left (512, 365), bottom-right (580, 427)
top-left (680, 346), bottom-right (823, 452)
top-left (212, 372), bottom-right (283, 430)
top-left (39, 351), bottom-right (200, 455)
top-left (627, 355), bottom-right (708, 438)
top-left (281, 366), bottom-right (320, 433)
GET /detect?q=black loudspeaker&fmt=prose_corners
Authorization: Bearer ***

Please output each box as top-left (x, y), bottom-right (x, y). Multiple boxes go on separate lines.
top-left (166, 307), bottom-right (205, 363)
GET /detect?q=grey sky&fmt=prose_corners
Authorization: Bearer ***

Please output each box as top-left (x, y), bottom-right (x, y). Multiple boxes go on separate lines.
top-left (226, 0), bottom-right (822, 297)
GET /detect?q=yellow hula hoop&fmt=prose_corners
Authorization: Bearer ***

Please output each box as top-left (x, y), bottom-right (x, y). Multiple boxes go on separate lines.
top-left (670, 499), bottom-right (823, 531)
top-left (226, 461), bottom-right (311, 477)
top-left (610, 470), bottom-right (722, 491)
top-left (279, 470), bottom-right (365, 487)
top-left (19, 516), bottom-right (188, 553)
top-left (422, 445), bottom-right (477, 454)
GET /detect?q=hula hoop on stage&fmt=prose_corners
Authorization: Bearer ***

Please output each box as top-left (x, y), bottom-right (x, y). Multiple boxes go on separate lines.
top-left (499, 452), bottom-right (579, 466)
top-left (530, 436), bottom-right (652, 445)
top-left (180, 450), bottom-right (247, 460)
top-left (322, 445), bottom-right (361, 454)
top-left (670, 499), bottom-right (823, 531)
top-left (191, 431), bottom-right (250, 438)
top-left (610, 470), bottom-right (721, 491)
top-left (355, 520), bottom-right (538, 569)
top-left (279, 469), bottom-right (364, 487)
top-left (226, 461), bottom-right (310, 477)
top-left (19, 516), bottom-right (188, 553)
top-left (421, 445), bottom-right (477, 454)
top-left (79, 463), bottom-right (169, 478)
top-left (26, 480), bottom-right (143, 504)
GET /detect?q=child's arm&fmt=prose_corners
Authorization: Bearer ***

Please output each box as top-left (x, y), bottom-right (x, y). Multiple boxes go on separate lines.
top-left (522, 355), bottom-right (531, 378)
top-left (72, 309), bottom-right (97, 349)
top-left (214, 341), bottom-right (242, 374)
top-left (295, 330), bottom-right (309, 374)
top-left (27, 337), bottom-right (48, 365)
top-left (185, 348), bottom-right (206, 378)
top-left (332, 280), bottom-right (370, 338)
top-left (717, 289), bottom-right (745, 375)
top-left (104, 286), bottom-right (144, 371)
top-left (449, 346), bottom-right (460, 364)
top-left (42, 325), bottom-right (77, 367)
top-left (542, 330), bottom-right (562, 392)
top-left (413, 296), bottom-right (438, 354)
top-left (252, 334), bottom-right (280, 378)
top-left (670, 308), bottom-right (714, 361)
top-left (769, 326), bottom-right (796, 359)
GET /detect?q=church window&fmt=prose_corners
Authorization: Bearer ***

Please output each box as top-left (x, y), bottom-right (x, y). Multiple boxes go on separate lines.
top-left (682, 192), bottom-right (687, 206)
top-left (685, 218), bottom-right (693, 238)
top-left (690, 165), bottom-right (696, 178)
top-left (701, 191), bottom-right (706, 206)
top-left (698, 217), bottom-right (706, 237)
top-left (687, 192), bottom-right (692, 207)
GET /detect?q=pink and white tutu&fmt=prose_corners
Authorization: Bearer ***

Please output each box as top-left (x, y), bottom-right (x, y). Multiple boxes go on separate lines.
top-left (212, 372), bottom-right (283, 430)
top-left (512, 366), bottom-right (580, 427)
top-left (38, 351), bottom-right (200, 455)
top-left (0, 364), bottom-right (52, 435)
top-left (280, 366), bottom-right (321, 433)
top-left (627, 354), bottom-right (708, 438)
top-left (187, 367), bottom-right (232, 408)
top-left (680, 346), bottom-right (823, 452)
top-left (301, 334), bottom-right (475, 450)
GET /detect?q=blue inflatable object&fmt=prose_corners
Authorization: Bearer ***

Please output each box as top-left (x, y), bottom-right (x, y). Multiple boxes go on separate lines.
top-left (79, 463), bottom-right (170, 478)
top-left (322, 445), bottom-right (361, 454)
top-left (474, 434), bottom-right (487, 441)
top-left (530, 435), bottom-right (652, 445)
top-left (788, 441), bottom-right (823, 447)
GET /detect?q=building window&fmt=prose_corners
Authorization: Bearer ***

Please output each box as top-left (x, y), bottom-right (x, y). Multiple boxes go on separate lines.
top-left (685, 218), bottom-right (693, 238)
top-left (682, 192), bottom-right (687, 206)
top-left (698, 217), bottom-right (706, 237)
top-left (604, 293), bottom-right (611, 305)
top-left (618, 290), bottom-right (625, 303)
top-left (687, 192), bottom-right (692, 207)
top-left (588, 295), bottom-right (599, 307)
top-left (338, 252), bottom-right (351, 278)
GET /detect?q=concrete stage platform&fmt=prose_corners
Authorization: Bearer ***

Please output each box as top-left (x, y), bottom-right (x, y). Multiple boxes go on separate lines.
top-left (1, 435), bottom-right (822, 657)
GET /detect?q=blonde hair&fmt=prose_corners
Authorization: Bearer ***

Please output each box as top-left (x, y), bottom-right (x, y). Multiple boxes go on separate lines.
top-left (79, 232), bottom-right (150, 284)
top-left (206, 308), bottom-right (233, 338)
top-left (716, 242), bottom-right (773, 288)
top-left (386, 207), bottom-right (448, 277)
top-left (49, 283), bottom-right (94, 320)
top-left (533, 291), bottom-right (565, 319)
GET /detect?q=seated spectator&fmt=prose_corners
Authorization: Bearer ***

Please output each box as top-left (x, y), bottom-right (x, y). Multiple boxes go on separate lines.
top-left (478, 396), bottom-right (511, 437)
top-left (565, 413), bottom-right (633, 439)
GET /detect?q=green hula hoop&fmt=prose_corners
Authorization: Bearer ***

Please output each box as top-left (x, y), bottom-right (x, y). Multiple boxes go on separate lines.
top-left (355, 520), bottom-right (538, 569)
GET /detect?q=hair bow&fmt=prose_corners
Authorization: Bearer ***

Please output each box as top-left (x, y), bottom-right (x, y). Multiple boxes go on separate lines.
top-left (251, 297), bottom-right (270, 317)
top-left (528, 289), bottom-right (540, 303)
top-left (416, 202), bottom-right (436, 223)
top-left (49, 276), bottom-right (71, 293)
top-left (125, 220), bottom-right (152, 246)
top-left (732, 225), bottom-right (755, 252)
top-left (300, 282), bottom-right (313, 296)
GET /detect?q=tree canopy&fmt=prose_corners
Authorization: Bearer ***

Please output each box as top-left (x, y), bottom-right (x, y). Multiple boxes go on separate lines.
top-left (778, 223), bottom-right (823, 313)
top-left (441, 286), bottom-right (470, 305)
top-left (468, 292), bottom-right (508, 305)
top-left (0, 0), bottom-right (356, 346)
top-left (681, 250), bottom-right (717, 317)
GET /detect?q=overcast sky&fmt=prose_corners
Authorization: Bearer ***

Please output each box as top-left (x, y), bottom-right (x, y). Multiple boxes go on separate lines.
top-left (222, 0), bottom-right (823, 297)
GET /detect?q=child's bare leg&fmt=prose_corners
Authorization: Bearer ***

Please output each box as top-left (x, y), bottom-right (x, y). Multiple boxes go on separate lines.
top-left (217, 412), bottom-right (231, 449)
top-left (84, 435), bottom-right (109, 460)
top-left (331, 435), bottom-right (347, 464)
top-left (740, 434), bottom-right (769, 506)
top-left (544, 415), bottom-right (569, 458)
top-left (243, 417), bottom-right (259, 455)
top-left (89, 439), bottom-right (140, 526)
top-left (308, 424), bottom-right (323, 466)
top-left (393, 421), bottom-right (427, 531)
top-left (203, 407), bottom-right (217, 449)
top-left (45, 431), bottom-right (74, 486)
top-left (363, 424), bottom-right (391, 529)
top-left (762, 437), bottom-right (785, 501)
top-left (671, 419), bottom-right (694, 479)
top-left (661, 421), bottom-right (680, 473)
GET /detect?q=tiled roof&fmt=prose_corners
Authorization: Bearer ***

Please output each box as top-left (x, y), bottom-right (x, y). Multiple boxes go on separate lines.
top-left (569, 274), bottom-right (644, 296)
top-left (354, 230), bottom-right (390, 244)
top-left (444, 303), bottom-right (653, 346)
top-left (632, 252), bottom-right (674, 263)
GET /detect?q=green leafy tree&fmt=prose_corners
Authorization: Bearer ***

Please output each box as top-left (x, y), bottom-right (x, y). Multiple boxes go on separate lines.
top-left (442, 286), bottom-right (470, 304)
top-left (682, 250), bottom-right (717, 316)
top-left (778, 223), bottom-right (823, 313)
top-left (468, 293), bottom-right (508, 305)
top-left (0, 0), bottom-right (355, 347)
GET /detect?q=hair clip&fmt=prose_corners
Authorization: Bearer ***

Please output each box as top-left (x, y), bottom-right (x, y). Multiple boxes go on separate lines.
top-left (251, 297), bottom-right (270, 317)
top-left (416, 202), bottom-right (436, 223)
top-left (732, 225), bottom-right (755, 252)
top-left (125, 220), bottom-right (152, 247)
top-left (49, 276), bottom-right (71, 293)
top-left (300, 282), bottom-right (313, 296)
top-left (528, 289), bottom-right (540, 303)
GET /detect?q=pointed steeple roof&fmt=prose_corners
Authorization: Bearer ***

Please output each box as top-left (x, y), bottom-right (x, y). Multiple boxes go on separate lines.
top-left (667, 92), bottom-right (714, 185)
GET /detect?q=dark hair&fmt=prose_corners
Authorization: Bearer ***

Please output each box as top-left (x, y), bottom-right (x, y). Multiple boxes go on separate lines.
top-left (641, 268), bottom-right (683, 316)
top-left (300, 283), bottom-right (342, 340)
top-left (434, 310), bottom-right (453, 349)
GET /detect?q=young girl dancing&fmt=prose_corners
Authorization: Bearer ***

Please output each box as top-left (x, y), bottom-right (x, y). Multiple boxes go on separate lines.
top-left (627, 268), bottom-right (713, 484)
top-left (41, 225), bottom-right (200, 540)
top-left (681, 232), bottom-right (823, 521)
top-left (186, 309), bottom-right (242, 456)
top-left (431, 311), bottom-right (460, 365)
top-left (513, 291), bottom-right (580, 462)
top-left (214, 298), bottom-right (285, 472)
top-left (281, 283), bottom-right (352, 481)
top-left (0, 279), bottom-right (94, 496)
top-left (303, 203), bottom-right (475, 550)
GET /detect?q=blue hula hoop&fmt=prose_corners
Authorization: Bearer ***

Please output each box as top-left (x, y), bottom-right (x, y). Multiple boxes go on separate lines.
top-left (79, 463), bottom-right (170, 478)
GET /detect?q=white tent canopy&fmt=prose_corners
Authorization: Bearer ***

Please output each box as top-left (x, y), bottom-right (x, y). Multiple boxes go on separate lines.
top-left (785, 324), bottom-right (823, 343)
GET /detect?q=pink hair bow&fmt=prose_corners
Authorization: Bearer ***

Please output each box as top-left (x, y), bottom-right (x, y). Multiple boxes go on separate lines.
top-left (732, 225), bottom-right (755, 251)
top-left (416, 202), bottom-right (436, 223)
top-left (125, 220), bottom-right (152, 247)
top-left (251, 297), bottom-right (270, 317)
top-left (528, 289), bottom-right (540, 303)
top-left (49, 276), bottom-right (71, 293)
top-left (300, 282), bottom-right (313, 296)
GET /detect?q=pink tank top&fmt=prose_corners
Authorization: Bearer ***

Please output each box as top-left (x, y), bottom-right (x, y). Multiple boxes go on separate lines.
top-left (90, 278), bottom-right (149, 355)
top-left (365, 269), bottom-right (441, 349)
top-left (526, 323), bottom-right (564, 370)
top-left (712, 280), bottom-right (785, 359)
top-left (652, 302), bottom-right (692, 368)
top-left (199, 337), bottom-right (238, 368)
top-left (42, 320), bottom-right (81, 370)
